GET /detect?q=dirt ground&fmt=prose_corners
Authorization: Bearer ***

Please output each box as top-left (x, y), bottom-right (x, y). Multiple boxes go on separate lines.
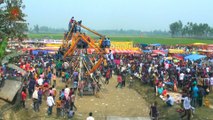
top-left (75, 75), bottom-right (149, 119)
top-left (1, 75), bottom-right (149, 120)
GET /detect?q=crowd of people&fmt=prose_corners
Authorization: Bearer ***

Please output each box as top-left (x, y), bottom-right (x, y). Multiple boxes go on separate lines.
top-left (0, 41), bottom-right (211, 120)
top-left (17, 47), bottom-right (111, 119)
top-left (109, 45), bottom-right (212, 120)
top-left (1, 21), bottom-right (212, 120)
top-left (10, 51), bottom-right (77, 118)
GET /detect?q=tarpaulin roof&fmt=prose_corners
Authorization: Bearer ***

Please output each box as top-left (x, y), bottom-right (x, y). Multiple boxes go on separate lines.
top-left (32, 50), bottom-right (55, 55)
top-left (184, 54), bottom-right (207, 61)
top-left (143, 50), bottom-right (152, 53)
top-left (150, 43), bottom-right (161, 46)
top-left (140, 44), bottom-right (148, 47)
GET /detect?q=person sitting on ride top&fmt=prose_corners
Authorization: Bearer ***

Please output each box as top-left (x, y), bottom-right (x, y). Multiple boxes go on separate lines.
top-left (68, 16), bottom-right (74, 31)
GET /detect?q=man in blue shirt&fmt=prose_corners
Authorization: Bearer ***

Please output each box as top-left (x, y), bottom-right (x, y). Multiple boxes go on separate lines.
top-left (192, 83), bottom-right (198, 107)
top-left (165, 94), bottom-right (174, 107)
top-left (47, 71), bottom-right (52, 84)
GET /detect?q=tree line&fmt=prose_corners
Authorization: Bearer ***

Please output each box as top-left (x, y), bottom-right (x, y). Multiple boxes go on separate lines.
top-left (30, 25), bottom-right (66, 34)
top-left (97, 29), bottom-right (142, 36)
top-left (169, 20), bottom-right (213, 38)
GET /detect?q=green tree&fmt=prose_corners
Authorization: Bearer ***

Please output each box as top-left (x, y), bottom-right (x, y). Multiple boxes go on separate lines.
top-left (209, 27), bottom-right (213, 36)
top-left (169, 22), bottom-right (178, 37)
top-left (0, 0), bottom-right (27, 39)
top-left (0, 0), bottom-right (27, 58)
top-left (181, 25), bottom-right (188, 37)
top-left (34, 24), bottom-right (39, 33)
top-left (169, 20), bottom-right (182, 37)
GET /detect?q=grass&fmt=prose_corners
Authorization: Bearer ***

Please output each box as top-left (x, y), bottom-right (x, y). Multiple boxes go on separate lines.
top-left (28, 33), bottom-right (213, 45)
top-left (133, 79), bottom-right (213, 120)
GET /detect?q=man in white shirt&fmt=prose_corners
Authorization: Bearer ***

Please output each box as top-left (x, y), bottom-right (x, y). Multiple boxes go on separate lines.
top-left (164, 62), bottom-right (169, 70)
top-left (206, 67), bottom-right (210, 73)
top-left (47, 94), bottom-right (55, 115)
top-left (179, 72), bottom-right (185, 87)
top-left (186, 68), bottom-right (190, 73)
top-left (64, 85), bottom-right (70, 99)
top-left (86, 112), bottom-right (95, 120)
top-left (104, 54), bottom-right (109, 61)
top-left (32, 89), bottom-right (39, 112)
top-left (108, 50), bottom-right (114, 61)
top-left (181, 95), bottom-right (192, 120)
top-left (120, 59), bottom-right (123, 66)
top-left (37, 77), bottom-right (43, 86)
top-left (121, 66), bottom-right (126, 73)
top-left (63, 61), bottom-right (69, 70)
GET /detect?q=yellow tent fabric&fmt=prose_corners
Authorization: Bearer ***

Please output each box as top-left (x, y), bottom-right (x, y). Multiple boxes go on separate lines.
top-left (169, 49), bottom-right (185, 54)
top-left (164, 57), bottom-right (172, 60)
top-left (192, 43), bottom-right (207, 46)
top-left (110, 41), bottom-right (133, 49)
top-left (46, 43), bottom-right (62, 47)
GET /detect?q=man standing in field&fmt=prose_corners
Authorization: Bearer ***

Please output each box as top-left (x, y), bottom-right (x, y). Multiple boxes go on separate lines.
top-left (47, 93), bottom-right (55, 116)
top-left (32, 87), bottom-right (39, 112)
top-left (21, 89), bottom-right (27, 108)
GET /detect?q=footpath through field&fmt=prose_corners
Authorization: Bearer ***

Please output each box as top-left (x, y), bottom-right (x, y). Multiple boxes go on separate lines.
top-left (75, 75), bottom-right (150, 119)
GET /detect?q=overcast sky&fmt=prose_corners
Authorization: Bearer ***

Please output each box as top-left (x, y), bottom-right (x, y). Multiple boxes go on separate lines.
top-left (24, 0), bottom-right (213, 31)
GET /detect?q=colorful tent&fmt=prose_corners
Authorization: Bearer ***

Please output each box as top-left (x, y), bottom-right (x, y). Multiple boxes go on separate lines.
top-left (208, 44), bottom-right (213, 50)
top-left (153, 50), bottom-right (167, 56)
top-left (184, 54), bottom-right (206, 61)
top-left (172, 54), bottom-right (184, 60)
top-left (105, 48), bottom-right (142, 54)
top-left (87, 48), bottom-right (142, 54)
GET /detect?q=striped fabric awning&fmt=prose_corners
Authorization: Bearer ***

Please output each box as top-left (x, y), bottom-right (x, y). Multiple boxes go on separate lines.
top-left (87, 48), bottom-right (142, 54)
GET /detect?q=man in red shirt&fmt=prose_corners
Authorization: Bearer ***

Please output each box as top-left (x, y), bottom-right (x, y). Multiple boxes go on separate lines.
top-left (25, 62), bottom-right (30, 71)
top-left (116, 73), bottom-right (122, 88)
top-left (105, 68), bottom-right (111, 84)
top-left (21, 90), bottom-right (27, 108)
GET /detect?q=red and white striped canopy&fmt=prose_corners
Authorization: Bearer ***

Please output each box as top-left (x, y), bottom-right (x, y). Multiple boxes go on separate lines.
top-left (87, 48), bottom-right (142, 54)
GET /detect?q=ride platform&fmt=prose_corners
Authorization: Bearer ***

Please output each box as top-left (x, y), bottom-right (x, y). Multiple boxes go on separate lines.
top-left (0, 80), bottom-right (22, 102)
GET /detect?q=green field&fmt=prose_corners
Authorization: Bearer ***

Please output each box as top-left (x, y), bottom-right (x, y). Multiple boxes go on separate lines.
top-left (28, 33), bottom-right (213, 45)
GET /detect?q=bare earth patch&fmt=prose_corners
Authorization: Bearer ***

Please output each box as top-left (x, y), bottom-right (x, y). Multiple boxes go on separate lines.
top-left (75, 75), bottom-right (149, 119)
